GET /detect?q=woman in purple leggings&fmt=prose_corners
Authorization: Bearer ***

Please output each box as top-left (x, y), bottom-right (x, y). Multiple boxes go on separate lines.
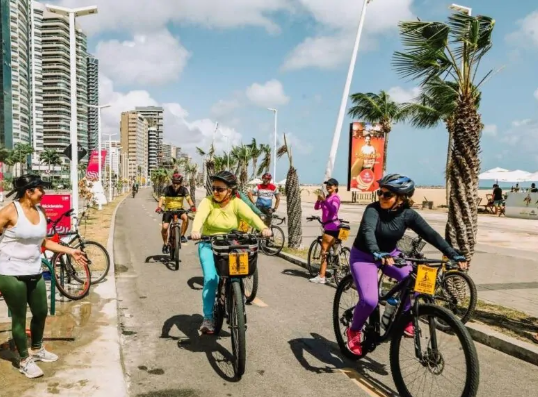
top-left (346, 174), bottom-right (468, 356)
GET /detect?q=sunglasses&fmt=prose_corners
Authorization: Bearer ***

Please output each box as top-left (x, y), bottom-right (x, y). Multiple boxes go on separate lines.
top-left (377, 190), bottom-right (395, 199)
top-left (212, 186), bottom-right (228, 193)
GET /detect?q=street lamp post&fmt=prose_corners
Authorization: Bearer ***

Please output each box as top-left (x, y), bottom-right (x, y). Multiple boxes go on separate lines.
top-left (87, 104), bottom-right (110, 210)
top-left (103, 133), bottom-right (118, 202)
top-left (46, 4), bottom-right (98, 225)
top-left (323, 0), bottom-right (371, 184)
top-left (267, 108), bottom-right (277, 182)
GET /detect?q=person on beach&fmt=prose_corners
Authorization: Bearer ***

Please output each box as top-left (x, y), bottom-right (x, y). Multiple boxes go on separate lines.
top-left (492, 184), bottom-right (503, 215)
top-left (0, 174), bottom-right (87, 378)
top-left (309, 178), bottom-right (341, 285)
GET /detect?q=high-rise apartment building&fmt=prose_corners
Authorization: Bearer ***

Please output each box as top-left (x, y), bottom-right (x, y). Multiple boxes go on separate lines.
top-left (87, 54), bottom-right (98, 151)
top-left (120, 111), bottom-right (148, 179)
top-left (135, 106), bottom-right (163, 168)
top-left (162, 143), bottom-right (172, 165)
top-left (104, 139), bottom-right (121, 177)
top-left (147, 125), bottom-right (158, 172)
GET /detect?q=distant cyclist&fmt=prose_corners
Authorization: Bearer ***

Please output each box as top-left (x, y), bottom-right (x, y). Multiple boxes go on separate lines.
top-left (156, 173), bottom-right (195, 252)
top-left (132, 180), bottom-right (139, 194)
top-left (248, 173), bottom-right (280, 226)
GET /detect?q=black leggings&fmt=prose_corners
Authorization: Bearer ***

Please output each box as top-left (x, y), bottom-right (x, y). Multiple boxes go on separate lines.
top-left (0, 275), bottom-right (48, 359)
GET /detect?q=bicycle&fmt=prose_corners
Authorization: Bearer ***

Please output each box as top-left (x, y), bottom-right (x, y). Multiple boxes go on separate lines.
top-left (333, 256), bottom-right (480, 397)
top-left (46, 208), bottom-right (111, 284)
top-left (194, 232), bottom-right (261, 380)
top-left (306, 216), bottom-right (351, 284)
top-left (395, 234), bottom-right (477, 330)
top-left (162, 209), bottom-right (192, 271)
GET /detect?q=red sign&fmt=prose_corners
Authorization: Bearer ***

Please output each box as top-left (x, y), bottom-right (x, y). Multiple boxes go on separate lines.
top-left (348, 122), bottom-right (386, 192)
top-left (86, 150), bottom-right (107, 180)
top-left (41, 194), bottom-right (72, 234)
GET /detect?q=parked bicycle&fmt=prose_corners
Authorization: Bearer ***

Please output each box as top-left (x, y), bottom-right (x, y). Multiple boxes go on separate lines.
top-left (163, 209), bottom-right (192, 271)
top-left (395, 234), bottom-right (477, 330)
top-left (46, 208), bottom-right (111, 285)
top-left (333, 255), bottom-right (480, 397)
top-left (194, 232), bottom-right (261, 380)
top-left (306, 216), bottom-right (351, 284)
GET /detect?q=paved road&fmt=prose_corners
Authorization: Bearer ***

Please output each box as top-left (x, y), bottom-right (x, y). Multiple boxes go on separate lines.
top-left (114, 189), bottom-right (538, 396)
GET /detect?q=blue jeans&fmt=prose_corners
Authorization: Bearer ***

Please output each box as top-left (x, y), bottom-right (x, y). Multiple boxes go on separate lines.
top-left (198, 242), bottom-right (219, 320)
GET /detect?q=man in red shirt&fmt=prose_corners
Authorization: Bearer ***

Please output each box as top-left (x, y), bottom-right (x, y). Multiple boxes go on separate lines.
top-left (248, 173), bottom-right (280, 226)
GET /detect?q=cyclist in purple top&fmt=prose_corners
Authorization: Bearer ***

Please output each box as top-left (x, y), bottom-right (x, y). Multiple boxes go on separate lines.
top-left (310, 178), bottom-right (341, 284)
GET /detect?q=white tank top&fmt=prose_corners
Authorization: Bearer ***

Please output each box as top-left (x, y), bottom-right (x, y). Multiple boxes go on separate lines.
top-left (0, 201), bottom-right (47, 276)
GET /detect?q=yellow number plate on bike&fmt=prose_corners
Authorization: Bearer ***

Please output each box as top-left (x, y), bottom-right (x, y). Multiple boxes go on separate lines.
top-left (338, 228), bottom-right (350, 241)
top-left (238, 220), bottom-right (249, 232)
top-left (414, 265), bottom-right (438, 295)
top-left (228, 252), bottom-right (249, 276)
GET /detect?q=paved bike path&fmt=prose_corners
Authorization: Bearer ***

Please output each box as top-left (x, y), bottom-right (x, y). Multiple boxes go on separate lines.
top-left (115, 189), bottom-right (538, 396)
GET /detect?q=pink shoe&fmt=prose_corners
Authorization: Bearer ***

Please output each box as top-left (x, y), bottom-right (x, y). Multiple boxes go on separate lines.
top-left (346, 328), bottom-right (363, 356)
top-left (404, 322), bottom-right (415, 337)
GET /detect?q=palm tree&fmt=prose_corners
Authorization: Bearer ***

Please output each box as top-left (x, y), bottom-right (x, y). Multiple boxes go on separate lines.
top-left (196, 144), bottom-right (215, 196)
top-left (10, 143), bottom-right (34, 176)
top-left (184, 161), bottom-right (199, 203)
top-left (348, 90), bottom-right (407, 173)
top-left (393, 13), bottom-right (495, 259)
top-left (231, 144), bottom-right (252, 191)
top-left (150, 168), bottom-right (169, 196)
top-left (277, 134), bottom-right (302, 248)
top-left (256, 144), bottom-right (272, 176)
top-left (247, 138), bottom-right (262, 178)
top-left (40, 149), bottom-right (62, 174)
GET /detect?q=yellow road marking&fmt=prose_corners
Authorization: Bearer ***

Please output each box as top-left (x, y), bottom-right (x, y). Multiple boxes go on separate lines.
top-left (340, 368), bottom-right (391, 397)
top-left (251, 297), bottom-right (268, 307)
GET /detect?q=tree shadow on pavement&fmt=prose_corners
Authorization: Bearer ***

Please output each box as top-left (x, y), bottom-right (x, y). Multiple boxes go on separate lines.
top-left (281, 269), bottom-right (311, 280)
top-left (145, 255), bottom-right (178, 271)
top-left (187, 277), bottom-right (204, 290)
top-left (160, 314), bottom-right (240, 382)
top-left (288, 332), bottom-right (398, 396)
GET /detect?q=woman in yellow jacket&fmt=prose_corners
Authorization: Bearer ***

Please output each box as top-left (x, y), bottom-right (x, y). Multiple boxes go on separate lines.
top-left (191, 171), bottom-right (272, 334)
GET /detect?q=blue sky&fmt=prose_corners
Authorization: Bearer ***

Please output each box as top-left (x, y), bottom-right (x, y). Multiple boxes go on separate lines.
top-left (55, 0), bottom-right (538, 185)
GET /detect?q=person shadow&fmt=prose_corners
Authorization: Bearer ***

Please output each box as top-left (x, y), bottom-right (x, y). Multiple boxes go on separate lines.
top-left (288, 332), bottom-right (398, 396)
top-left (186, 277), bottom-right (203, 291)
top-left (160, 313), bottom-right (239, 382)
top-left (145, 255), bottom-right (177, 271)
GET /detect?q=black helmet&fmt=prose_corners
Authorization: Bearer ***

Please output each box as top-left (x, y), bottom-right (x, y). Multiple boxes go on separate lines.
top-left (210, 171), bottom-right (238, 187)
top-left (378, 173), bottom-right (415, 197)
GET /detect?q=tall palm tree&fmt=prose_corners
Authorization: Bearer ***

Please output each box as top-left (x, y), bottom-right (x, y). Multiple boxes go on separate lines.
top-left (150, 168), bottom-right (169, 196)
top-left (348, 90), bottom-right (407, 173)
top-left (40, 149), bottom-right (62, 173)
top-left (184, 161), bottom-right (199, 204)
top-left (247, 138), bottom-right (262, 178)
top-left (196, 144), bottom-right (215, 197)
top-left (393, 13), bottom-right (495, 259)
top-left (10, 143), bottom-right (34, 176)
top-left (231, 144), bottom-right (252, 191)
top-left (256, 143), bottom-right (272, 176)
top-left (277, 134), bottom-right (302, 248)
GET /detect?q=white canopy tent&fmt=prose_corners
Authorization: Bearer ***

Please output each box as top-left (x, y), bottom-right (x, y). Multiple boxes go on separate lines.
top-left (495, 170), bottom-right (532, 183)
top-left (478, 167), bottom-right (511, 180)
top-left (276, 179), bottom-right (286, 186)
top-left (247, 178), bottom-right (262, 185)
top-left (524, 171), bottom-right (538, 181)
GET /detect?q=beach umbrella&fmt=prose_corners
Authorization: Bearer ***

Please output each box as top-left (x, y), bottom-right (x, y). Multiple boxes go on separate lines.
top-left (523, 171), bottom-right (538, 181)
top-left (496, 170), bottom-right (532, 183)
top-left (478, 167), bottom-right (510, 180)
top-left (248, 178), bottom-right (262, 185)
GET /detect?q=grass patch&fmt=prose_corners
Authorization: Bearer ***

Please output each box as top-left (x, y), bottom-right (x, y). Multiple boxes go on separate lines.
top-left (282, 247), bottom-right (308, 260)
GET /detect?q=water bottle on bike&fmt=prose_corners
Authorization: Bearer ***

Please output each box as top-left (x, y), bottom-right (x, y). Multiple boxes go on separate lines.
top-left (381, 297), bottom-right (399, 329)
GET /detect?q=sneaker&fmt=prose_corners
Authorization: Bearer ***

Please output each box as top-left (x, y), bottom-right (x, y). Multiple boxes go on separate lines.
top-left (181, 236), bottom-right (188, 244)
top-left (346, 328), bottom-right (362, 356)
top-left (31, 347), bottom-right (58, 363)
top-left (199, 318), bottom-right (215, 335)
top-left (404, 322), bottom-right (415, 337)
top-left (162, 244), bottom-right (168, 254)
top-left (19, 357), bottom-right (43, 379)
top-left (309, 275), bottom-right (326, 284)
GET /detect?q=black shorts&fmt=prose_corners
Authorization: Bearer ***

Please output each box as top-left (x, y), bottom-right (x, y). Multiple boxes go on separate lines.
top-left (162, 211), bottom-right (186, 224)
top-left (323, 229), bottom-right (340, 239)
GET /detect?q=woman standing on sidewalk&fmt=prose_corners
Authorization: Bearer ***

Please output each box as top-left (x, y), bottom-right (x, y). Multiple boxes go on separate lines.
top-left (0, 174), bottom-right (87, 379)
top-left (310, 178), bottom-right (341, 285)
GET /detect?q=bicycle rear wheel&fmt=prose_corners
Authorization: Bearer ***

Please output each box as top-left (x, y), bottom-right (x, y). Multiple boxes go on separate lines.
top-left (230, 281), bottom-right (247, 379)
top-left (52, 253), bottom-right (91, 300)
top-left (307, 239), bottom-right (322, 277)
top-left (390, 304), bottom-right (480, 397)
top-left (333, 247), bottom-right (350, 284)
top-left (173, 226), bottom-right (181, 271)
top-left (259, 225), bottom-right (284, 256)
top-left (74, 240), bottom-right (110, 284)
top-left (244, 267), bottom-right (259, 303)
top-left (435, 271), bottom-right (477, 328)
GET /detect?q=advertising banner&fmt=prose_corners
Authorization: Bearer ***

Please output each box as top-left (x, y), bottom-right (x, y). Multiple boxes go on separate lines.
top-left (347, 122), bottom-right (385, 192)
top-left (504, 192), bottom-right (538, 220)
top-left (41, 194), bottom-right (72, 234)
top-left (86, 150), bottom-right (107, 180)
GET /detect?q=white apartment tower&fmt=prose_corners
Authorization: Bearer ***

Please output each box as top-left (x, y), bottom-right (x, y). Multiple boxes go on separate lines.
top-left (135, 106), bottom-right (163, 169)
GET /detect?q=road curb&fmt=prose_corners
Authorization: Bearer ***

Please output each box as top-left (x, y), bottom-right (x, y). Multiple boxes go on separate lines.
top-left (276, 250), bottom-right (538, 367)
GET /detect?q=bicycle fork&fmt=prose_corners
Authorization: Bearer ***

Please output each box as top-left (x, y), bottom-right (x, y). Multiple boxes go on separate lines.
top-left (412, 297), bottom-right (440, 365)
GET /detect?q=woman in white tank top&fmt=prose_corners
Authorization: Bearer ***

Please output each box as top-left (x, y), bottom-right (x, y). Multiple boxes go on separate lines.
top-left (0, 174), bottom-right (87, 379)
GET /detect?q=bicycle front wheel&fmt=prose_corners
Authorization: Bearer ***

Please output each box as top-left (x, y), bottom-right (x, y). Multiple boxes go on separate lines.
top-left (173, 226), bottom-right (181, 271)
top-left (244, 267), bottom-right (259, 303)
top-left (230, 281), bottom-right (247, 379)
top-left (260, 225), bottom-right (284, 256)
top-left (436, 271), bottom-right (477, 328)
top-left (74, 240), bottom-right (110, 284)
top-left (307, 239), bottom-right (322, 277)
top-left (333, 274), bottom-right (363, 360)
top-left (390, 304), bottom-right (480, 397)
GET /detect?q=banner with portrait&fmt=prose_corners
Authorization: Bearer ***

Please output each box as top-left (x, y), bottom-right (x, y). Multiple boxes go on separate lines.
top-left (347, 122), bottom-right (385, 192)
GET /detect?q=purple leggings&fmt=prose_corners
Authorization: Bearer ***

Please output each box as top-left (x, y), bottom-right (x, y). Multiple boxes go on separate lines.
top-left (349, 247), bottom-right (412, 331)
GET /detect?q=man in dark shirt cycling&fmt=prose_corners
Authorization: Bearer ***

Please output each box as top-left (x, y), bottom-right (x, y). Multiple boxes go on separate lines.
top-left (345, 173), bottom-right (467, 356)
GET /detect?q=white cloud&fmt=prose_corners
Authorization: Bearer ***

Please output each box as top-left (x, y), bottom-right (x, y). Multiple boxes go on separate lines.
top-left (482, 124), bottom-right (498, 137)
top-left (387, 86), bottom-right (420, 103)
top-left (506, 11), bottom-right (538, 48)
top-left (95, 30), bottom-right (190, 86)
top-left (500, 119), bottom-right (538, 149)
top-left (283, 0), bottom-right (414, 70)
top-left (210, 99), bottom-right (241, 118)
top-left (277, 132), bottom-right (313, 155)
top-left (534, 88), bottom-right (538, 100)
top-left (52, 0), bottom-right (289, 35)
top-left (245, 79), bottom-right (290, 108)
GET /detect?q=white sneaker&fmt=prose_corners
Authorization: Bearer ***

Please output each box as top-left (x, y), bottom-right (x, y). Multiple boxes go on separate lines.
top-left (31, 347), bottom-right (59, 363)
top-left (19, 357), bottom-right (44, 379)
top-left (309, 275), bottom-right (326, 284)
top-left (199, 318), bottom-right (215, 334)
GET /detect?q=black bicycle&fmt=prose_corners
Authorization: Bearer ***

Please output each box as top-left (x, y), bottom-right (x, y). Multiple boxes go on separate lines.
top-left (306, 216), bottom-right (351, 284)
top-left (47, 208), bottom-right (111, 284)
top-left (163, 209), bottom-right (192, 271)
top-left (195, 232), bottom-right (261, 380)
top-left (333, 256), bottom-right (480, 397)
top-left (396, 234), bottom-right (478, 330)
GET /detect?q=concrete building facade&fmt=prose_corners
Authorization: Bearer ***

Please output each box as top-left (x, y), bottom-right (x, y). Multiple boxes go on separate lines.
top-left (120, 111), bottom-right (148, 179)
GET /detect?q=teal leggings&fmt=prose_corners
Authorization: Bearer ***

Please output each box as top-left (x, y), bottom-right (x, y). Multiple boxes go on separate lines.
top-left (0, 275), bottom-right (48, 359)
top-left (198, 242), bottom-right (219, 320)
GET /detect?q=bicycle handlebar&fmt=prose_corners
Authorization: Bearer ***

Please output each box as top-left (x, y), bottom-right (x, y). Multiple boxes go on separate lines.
top-left (189, 231), bottom-right (263, 247)
top-left (306, 216), bottom-right (349, 225)
top-left (394, 256), bottom-right (459, 270)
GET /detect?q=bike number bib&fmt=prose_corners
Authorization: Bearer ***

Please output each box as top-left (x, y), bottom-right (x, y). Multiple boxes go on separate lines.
top-left (338, 228), bottom-right (350, 241)
top-left (414, 265), bottom-right (438, 295)
top-left (229, 252), bottom-right (249, 276)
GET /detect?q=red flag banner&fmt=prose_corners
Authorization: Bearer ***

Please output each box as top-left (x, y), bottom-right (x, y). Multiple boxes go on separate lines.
top-left (86, 150), bottom-right (107, 181)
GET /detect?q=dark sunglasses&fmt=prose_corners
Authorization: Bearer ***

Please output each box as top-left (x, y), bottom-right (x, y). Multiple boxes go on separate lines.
top-left (377, 190), bottom-right (395, 199)
top-left (212, 186), bottom-right (228, 193)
